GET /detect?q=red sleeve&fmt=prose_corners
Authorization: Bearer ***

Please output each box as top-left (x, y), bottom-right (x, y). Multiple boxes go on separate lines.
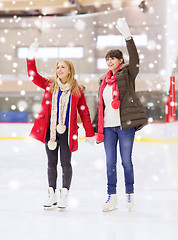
top-left (77, 92), bottom-right (95, 137)
top-left (26, 58), bottom-right (49, 90)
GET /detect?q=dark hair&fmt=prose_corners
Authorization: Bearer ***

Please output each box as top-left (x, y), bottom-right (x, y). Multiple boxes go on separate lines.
top-left (105, 49), bottom-right (124, 63)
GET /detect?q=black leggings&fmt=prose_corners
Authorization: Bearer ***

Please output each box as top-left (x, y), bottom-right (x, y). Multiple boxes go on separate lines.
top-left (45, 128), bottom-right (72, 190)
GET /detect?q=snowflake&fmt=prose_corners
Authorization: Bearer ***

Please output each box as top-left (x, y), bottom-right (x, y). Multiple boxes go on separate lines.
top-left (17, 100), bottom-right (27, 111)
top-left (73, 135), bottom-right (77, 140)
top-left (170, 101), bottom-right (175, 107)
top-left (20, 90), bottom-right (26, 96)
top-left (13, 62), bottom-right (18, 68)
top-left (80, 105), bottom-right (85, 111)
top-left (74, 19), bottom-right (86, 31)
top-left (113, 90), bottom-right (117, 96)
top-left (126, 120), bottom-right (131, 125)
top-left (148, 117), bottom-right (153, 123)
top-left (147, 40), bottom-right (156, 51)
top-left (156, 84), bottom-right (161, 90)
top-left (29, 76), bottom-right (34, 81)
top-left (88, 57), bottom-right (93, 63)
top-left (11, 105), bottom-right (16, 110)
top-left (148, 63), bottom-right (154, 69)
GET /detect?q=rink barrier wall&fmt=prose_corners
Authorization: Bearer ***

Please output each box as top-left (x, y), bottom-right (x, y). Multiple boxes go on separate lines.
top-left (0, 122), bottom-right (178, 143)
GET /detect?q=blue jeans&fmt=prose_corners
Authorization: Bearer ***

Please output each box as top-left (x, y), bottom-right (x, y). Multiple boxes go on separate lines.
top-left (103, 126), bottom-right (135, 194)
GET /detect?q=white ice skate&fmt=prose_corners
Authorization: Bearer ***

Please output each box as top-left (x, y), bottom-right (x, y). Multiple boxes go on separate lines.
top-left (57, 188), bottom-right (69, 210)
top-left (103, 194), bottom-right (117, 212)
top-left (43, 187), bottom-right (57, 210)
top-left (126, 193), bottom-right (134, 212)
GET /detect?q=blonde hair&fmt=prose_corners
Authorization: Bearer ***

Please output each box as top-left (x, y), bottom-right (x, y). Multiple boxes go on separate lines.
top-left (49, 60), bottom-right (82, 96)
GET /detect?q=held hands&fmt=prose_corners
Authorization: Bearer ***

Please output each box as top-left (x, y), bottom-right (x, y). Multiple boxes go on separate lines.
top-left (115, 18), bottom-right (131, 39)
top-left (85, 136), bottom-right (95, 145)
top-left (27, 41), bottom-right (39, 59)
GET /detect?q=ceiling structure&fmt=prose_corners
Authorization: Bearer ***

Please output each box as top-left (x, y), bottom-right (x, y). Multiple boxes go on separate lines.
top-left (0, 0), bottom-right (152, 17)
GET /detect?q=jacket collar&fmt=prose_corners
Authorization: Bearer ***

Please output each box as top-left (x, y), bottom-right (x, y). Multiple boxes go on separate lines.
top-left (99, 62), bottom-right (129, 84)
top-left (118, 62), bottom-right (129, 71)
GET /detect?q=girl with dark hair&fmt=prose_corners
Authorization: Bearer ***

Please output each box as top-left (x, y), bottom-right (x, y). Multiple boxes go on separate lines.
top-left (93, 18), bottom-right (147, 212)
top-left (26, 42), bottom-right (95, 210)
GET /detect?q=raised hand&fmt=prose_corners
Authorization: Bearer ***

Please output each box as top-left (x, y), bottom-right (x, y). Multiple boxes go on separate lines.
top-left (115, 18), bottom-right (131, 39)
top-left (27, 41), bottom-right (39, 59)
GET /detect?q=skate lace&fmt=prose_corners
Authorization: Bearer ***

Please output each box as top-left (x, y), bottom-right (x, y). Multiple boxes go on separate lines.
top-left (106, 195), bottom-right (111, 203)
top-left (127, 194), bottom-right (132, 203)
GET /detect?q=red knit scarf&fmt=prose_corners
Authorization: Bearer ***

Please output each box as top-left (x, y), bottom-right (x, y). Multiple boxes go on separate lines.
top-left (95, 64), bottom-right (123, 143)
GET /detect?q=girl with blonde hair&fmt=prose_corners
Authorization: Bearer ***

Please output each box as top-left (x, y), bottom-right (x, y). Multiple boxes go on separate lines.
top-left (27, 42), bottom-right (95, 210)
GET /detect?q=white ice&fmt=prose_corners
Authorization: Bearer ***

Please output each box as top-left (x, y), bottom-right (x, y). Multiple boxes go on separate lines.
top-left (0, 123), bottom-right (178, 240)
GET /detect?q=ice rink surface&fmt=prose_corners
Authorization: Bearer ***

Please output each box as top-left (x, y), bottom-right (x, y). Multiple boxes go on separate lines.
top-left (0, 123), bottom-right (178, 240)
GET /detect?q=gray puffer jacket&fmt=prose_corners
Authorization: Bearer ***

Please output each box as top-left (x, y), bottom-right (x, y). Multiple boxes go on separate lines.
top-left (93, 38), bottom-right (148, 132)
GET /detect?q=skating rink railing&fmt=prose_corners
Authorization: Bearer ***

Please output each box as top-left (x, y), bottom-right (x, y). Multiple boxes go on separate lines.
top-left (0, 122), bottom-right (178, 143)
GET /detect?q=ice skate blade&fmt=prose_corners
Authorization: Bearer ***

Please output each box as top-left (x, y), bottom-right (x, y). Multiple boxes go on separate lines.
top-left (126, 203), bottom-right (134, 212)
top-left (58, 207), bottom-right (66, 211)
top-left (44, 206), bottom-right (56, 210)
top-left (103, 207), bottom-right (117, 212)
top-left (127, 207), bottom-right (133, 213)
top-left (43, 203), bottom-right (57, 210)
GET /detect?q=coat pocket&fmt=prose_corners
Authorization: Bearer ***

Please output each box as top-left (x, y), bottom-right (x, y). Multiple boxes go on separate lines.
top-left (122, 92), bottom-right (142, 113)
top-left (73, 124), bottom-right (79, 137)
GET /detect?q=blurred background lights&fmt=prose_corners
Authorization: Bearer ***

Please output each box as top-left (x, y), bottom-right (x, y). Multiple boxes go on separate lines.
top-left (148, 63), bottom-right (154, 69)
top-left (32, 103), bottom-right (41, 113)
top-left (148, 117), bottom-right (153, 122)
top-left (87, 57), bottom-right (94, 63)
top-left (17, 80), bottom-right (23, 85)
top-left (17, 100), bottom-right (28, 111)
top-left (139, 54), bottom-right (145, 59)
top-left (74, 19), bottom-right (86, 31)
top-left (84, 77), bottom-right (90, 83)
top-left (20, 90), bottom-right (26, 96)
top-left (156, 84), bottom-right (161, 89)
top-left (11, 105), bottom-right (16, 110)
top-left (13, 62), bottom-right (18, 68)
top-left (147, 102), bottom-right (154, 107)
top-left (147, 40), bottom-right (156, 51)
top-left (112, 1), bottom-right (122, 9)
top-left (0, 36), bottom-right (6, 43)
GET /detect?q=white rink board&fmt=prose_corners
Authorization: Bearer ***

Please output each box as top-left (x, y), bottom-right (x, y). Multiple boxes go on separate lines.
top-left (0, 122), bottom-right (177, 140)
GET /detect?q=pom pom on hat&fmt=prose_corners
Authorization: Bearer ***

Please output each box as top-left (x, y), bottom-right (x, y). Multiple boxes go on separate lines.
top-left (57, 124), bottom-right (66, 134)
top-left (95, 133), bottom-right (104, 143)
top-left (48, 140), bottom-right (57, 150)
top-left (111, 99), bottom-right (120, 109)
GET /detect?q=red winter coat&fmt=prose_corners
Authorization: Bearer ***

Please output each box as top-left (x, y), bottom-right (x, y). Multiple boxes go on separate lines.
top-left (26, 58), bottom-right (95, 152)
